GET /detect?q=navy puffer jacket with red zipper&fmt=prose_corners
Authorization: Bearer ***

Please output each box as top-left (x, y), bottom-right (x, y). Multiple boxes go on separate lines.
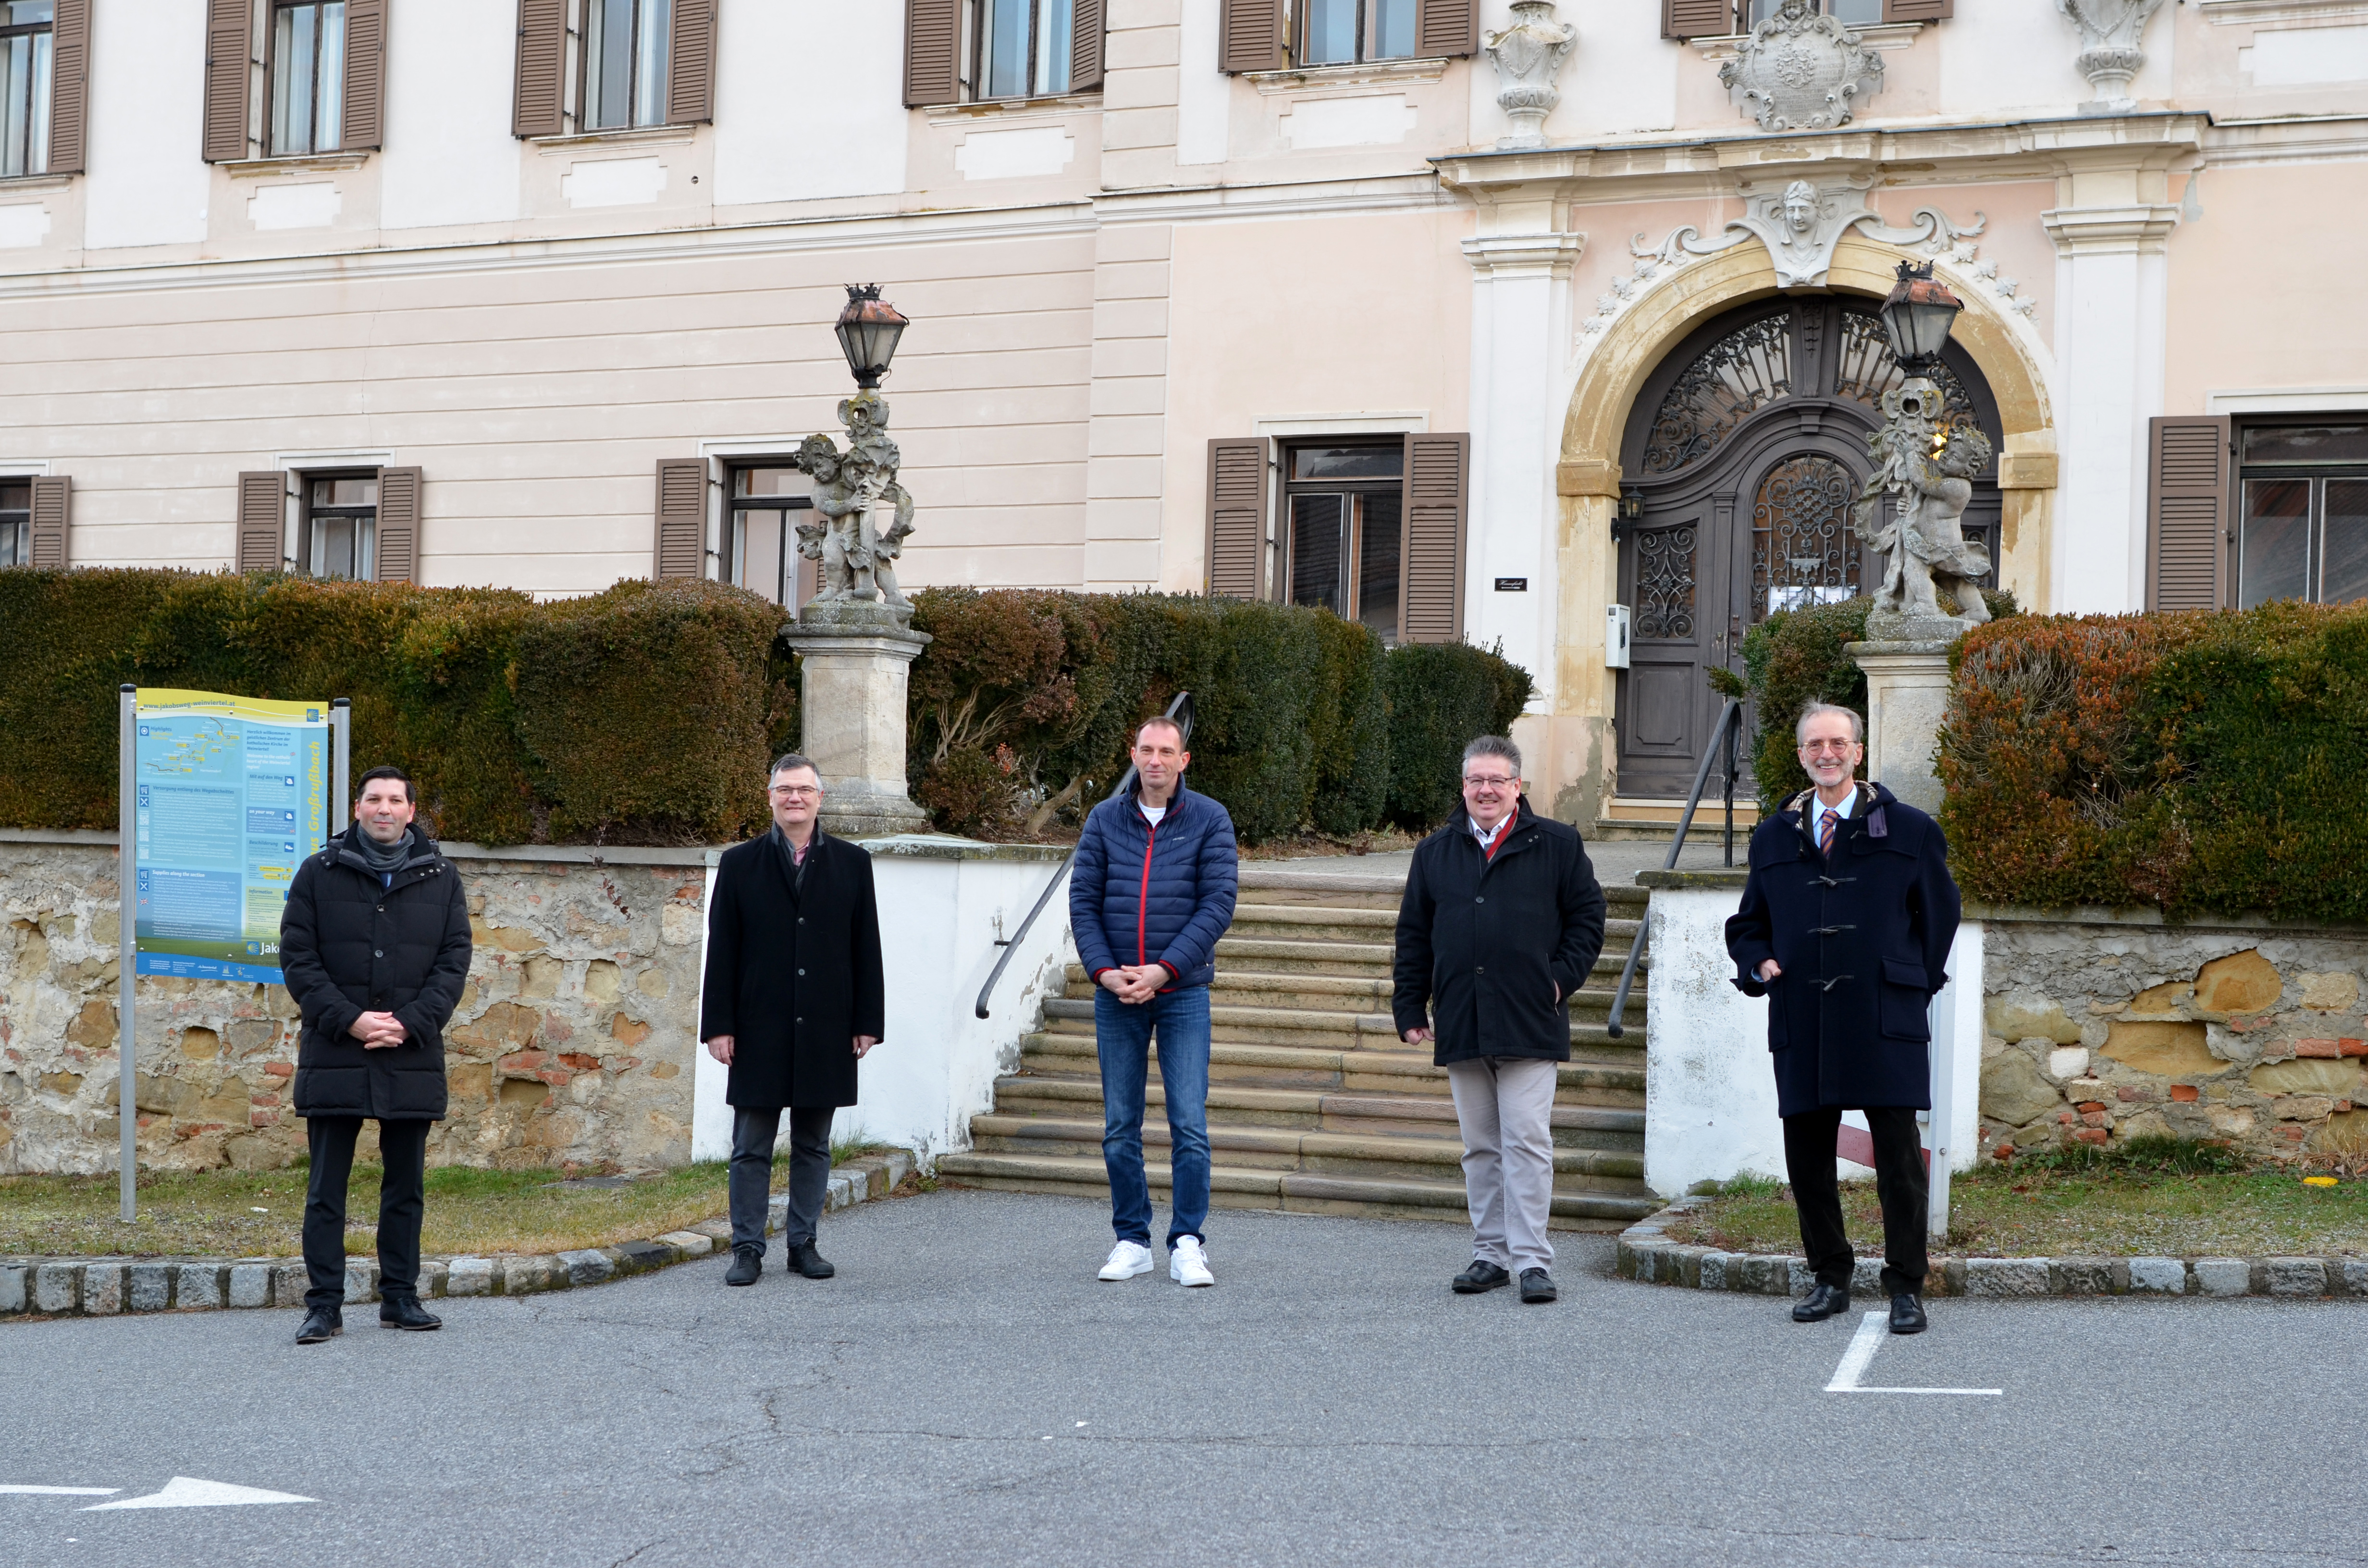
top-left (1068, 779), bottom-right (1238, 991)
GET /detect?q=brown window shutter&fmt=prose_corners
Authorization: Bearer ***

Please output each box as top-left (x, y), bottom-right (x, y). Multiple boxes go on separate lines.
top-left (340, 0), bottom-right (387, 150)
top-left (1070, 0), bottom-right (1106, 92)
top-left (2146, 416), bottom-right (2232, 612)
top-left (235, 471), bottom-right (285, 572)
top-left (513, 0), bottom-right (566, 138)
top-left (1206, 440), bottom-right (1266, 600)
top-left (1402, 434), bottom-right (1469, 644)
top-left (28, 476), bottom-right (68, 568)
top-left (903, 0), bottom-right (960, 107)
top-left (1415, 0), bottom-right (1478, 59)
top-left (47, 0), bottom-right (90, 174)
top-left (202, 0), bottom-right (252, 163)
top-left (654, 459), bottom-right (706, 579)
top-left (375, 466), bottom-right (422, 584)
top-left (666, 0), bottom-right (718, 123)
top-left (1883, 0), bottom-right (1954, 20)
top-left (1217, 0), bottom-right (1285, 74)
top-left (1662, 0), bottom-right (1735, 40)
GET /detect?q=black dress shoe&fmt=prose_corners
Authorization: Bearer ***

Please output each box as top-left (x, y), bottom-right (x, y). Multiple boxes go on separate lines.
top-left (1793, 1282), bottom-right (1851, 1322)
top-left (1453, 1260), bottom-right (1512, 1295)
top-left (379, 1296), bottom-right (442, 1331)
top-left (787, 1241), bottom-right (836, 1279)
top-left (1518, 1268), bottom-right (1557, 1304)
top-left (1889, 1291), bottom-right (1928, 1335)
top-left (295, 1308), bottom-right (342, 1345)
top-left (726, 1247), bottom-right (762, 1286)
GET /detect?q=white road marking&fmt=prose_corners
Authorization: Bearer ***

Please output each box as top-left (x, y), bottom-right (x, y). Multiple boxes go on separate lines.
top-left (81, 1478), bottom-right (316, 1510)
top-left (0, 1487), bottom-right (118, 1496)
top-left (1824, 1310), bottom-right (2002, 1396)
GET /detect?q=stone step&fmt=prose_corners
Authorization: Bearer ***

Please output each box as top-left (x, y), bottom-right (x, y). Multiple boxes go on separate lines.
top-left (965, 1114), bottom-right (1651, 1188)
top-left (1036, 996), bottom-right (1645, 1055)
top-left (1016, 1032), bottom-right (1648, 1107)
top-left (1065, 955), bottom-right (1652, 1013)
top-left (932, 1150), bottom-right (1663, 1229)
top-left (986, 1075), bottom-right (1646, 1152)
top-left (1211, 923), bottom-right (1644, 977)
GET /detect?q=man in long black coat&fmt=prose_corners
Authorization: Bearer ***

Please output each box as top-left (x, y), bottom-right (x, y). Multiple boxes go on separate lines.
top-left (281, 764), bottom-right (472, 1345)
top-left (1394, 735), bottom-right (1605, 1305)
top-left (700, 752), bottom-right (885, 1286)
top-left (1726, 701), bottom-right (1961, 1335)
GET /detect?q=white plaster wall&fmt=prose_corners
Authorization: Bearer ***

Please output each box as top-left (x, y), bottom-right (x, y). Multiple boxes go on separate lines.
top-left (1940, 0), bottom-right (2175, 118)
top-left (81, 0), bottom-right (209, 249)
top-left (713, 0), bottom-right (907, 206)
top-left (691, 845), bottom-right (1074, 1165)
top-left (1175, 0), bottom-right (1229, 165)
top-left (1512, 0), bottom-right (1679, 142)
top-left (380, 0), bottom-right (523, 231)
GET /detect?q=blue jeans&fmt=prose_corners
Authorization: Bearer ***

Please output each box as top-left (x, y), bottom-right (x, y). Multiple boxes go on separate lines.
top-left (1094, 986), bottom-right (1211, 1247)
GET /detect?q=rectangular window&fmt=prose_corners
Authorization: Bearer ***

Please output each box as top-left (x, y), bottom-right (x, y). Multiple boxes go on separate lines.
top-left (727, 465), bottom-right (814, 609)
top-left (1, 1), bottom-right (52, 178)
top-left (584, 0), bottom-right (672, 130)
top-left (305, 473), bottom-right (376, 580)
top-left (1743, 0), bottom-right (1880, 24)
top-left (1301, 0), bottom-right (1416, 65)
top-left (1284, 442), bottom-right (1406, 640)
top-left (974, 0), bottom-right (1074, 99)
top-left (2236, 424), bottom-right (2368, 609)
top-left (0, 479), bottom-right (28, 565)
top-left (270, 0), bottom-right (345, 156)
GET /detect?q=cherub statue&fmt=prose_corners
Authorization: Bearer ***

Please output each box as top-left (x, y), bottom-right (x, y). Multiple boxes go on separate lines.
top-left (790, 391), bottom-right (917, 613)
top-left (793, 433), bottom-right (852, 601)
top-left (1856, 397), bottom-right (1994, 627)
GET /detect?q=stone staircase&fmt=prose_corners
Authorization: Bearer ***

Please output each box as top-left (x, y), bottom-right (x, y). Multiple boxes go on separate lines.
top-left (936, 865), bottom-right (1657, 1231)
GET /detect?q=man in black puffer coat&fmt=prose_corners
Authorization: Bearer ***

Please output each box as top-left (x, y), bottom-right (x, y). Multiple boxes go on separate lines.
top-left (280, 765), bottom-right (472, 1345)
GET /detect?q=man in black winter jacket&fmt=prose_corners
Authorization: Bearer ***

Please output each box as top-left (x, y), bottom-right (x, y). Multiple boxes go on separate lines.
top-left (279, 765), bottom-right (472, 1346)
top-left (1394, 735), bottom-right (1605, 1305)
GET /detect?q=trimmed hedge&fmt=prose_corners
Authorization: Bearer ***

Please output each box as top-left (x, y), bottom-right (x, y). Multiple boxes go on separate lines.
top-left (1940, 602), bottom-right (2368, 921)
top-left (906, 589), bottom-right (1530, 844)
top-left (0, 570), bottom-right (793, 845)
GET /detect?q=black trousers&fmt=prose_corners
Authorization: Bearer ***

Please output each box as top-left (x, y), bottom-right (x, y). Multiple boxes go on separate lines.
top-left (728, 1105), bottom-right (834, 1255)
top-left (1782, 1105), bottom-right (1927, 1296)
top-left (303, 1115), bottom-right (431, 1313)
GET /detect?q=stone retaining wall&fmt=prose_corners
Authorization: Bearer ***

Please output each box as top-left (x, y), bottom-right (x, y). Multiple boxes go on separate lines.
top-left (0, 833), bottom-right (708, 1176)
top-left (1975, 906), bottom-right (2368, 1163)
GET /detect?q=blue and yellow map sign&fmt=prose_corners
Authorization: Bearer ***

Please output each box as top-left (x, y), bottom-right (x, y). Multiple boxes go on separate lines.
top-left (133, 688), bottom-right (329, 984)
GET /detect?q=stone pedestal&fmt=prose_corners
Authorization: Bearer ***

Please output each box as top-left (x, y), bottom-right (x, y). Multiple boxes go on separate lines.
top-left (784, 600), bottom-right (933, 838)
top-left (1845, 621), bottom-right (1961, 818)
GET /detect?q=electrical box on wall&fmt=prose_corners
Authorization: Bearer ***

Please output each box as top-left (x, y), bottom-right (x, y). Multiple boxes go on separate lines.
top-left (1605, 604), bottom-right (1632, 670)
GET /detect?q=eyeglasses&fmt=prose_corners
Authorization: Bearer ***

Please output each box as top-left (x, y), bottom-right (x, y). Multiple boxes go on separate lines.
top-left (770, 785), bottom-right (821, 798)
top-left (1462, 774), bottom-right (1517, 789)
top-left (1800, 739), bottom-right (1856, 756)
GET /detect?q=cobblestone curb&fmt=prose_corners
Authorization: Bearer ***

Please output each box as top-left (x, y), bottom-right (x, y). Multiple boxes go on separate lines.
top-left (0, 1150), bottom-right (916, 1320)
top-left (1615, 1197), bottom-right (2368, 1300)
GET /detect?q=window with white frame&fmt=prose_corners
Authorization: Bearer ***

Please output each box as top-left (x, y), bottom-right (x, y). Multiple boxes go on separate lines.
top-left (1741, 0), bottom-right (1880, 24)
top-left (974, 0), bottom-right (1073, 99)
top-left (582, 0), bottom-right (673, 130)
top-left (2236, 424), bottom-right (2368, 609)
top-left (0, 478), bottom-right (28, 565)
top-left (0, 1), bottom-right (51, 179)
top-left (303, 474), bottom-right (377, 580)
top-left (269, 0), bottom-right (346, 156)
top-left (1298, 0), bottom-right (1417, 66)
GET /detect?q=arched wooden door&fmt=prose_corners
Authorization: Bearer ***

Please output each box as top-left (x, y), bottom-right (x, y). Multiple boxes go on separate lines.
top-left (1611, 295), bottom-right (2004, 799)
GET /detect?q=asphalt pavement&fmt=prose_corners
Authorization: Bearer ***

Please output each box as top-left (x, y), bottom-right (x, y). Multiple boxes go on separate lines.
top-left (5, 1188), bottom-right (2362, 1568)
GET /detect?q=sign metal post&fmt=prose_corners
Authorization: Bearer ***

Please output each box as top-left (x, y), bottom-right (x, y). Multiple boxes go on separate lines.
top-left (330, 698), bottom-right (350, 839)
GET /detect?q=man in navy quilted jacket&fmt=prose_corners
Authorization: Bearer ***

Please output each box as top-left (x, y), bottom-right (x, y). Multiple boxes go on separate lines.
top-left (1068, 715), bottom-right (1239, 1287)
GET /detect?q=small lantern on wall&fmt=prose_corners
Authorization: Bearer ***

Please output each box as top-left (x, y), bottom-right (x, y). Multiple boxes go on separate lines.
top-left (835, 284), bottom-right (910, 389)
top-left (1614, 486), bottom-right (1644, 537)
top-left (1876, 260), bottom-right (1963, 375)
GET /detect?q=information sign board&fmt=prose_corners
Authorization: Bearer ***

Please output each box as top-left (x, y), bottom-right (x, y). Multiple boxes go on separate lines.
top-left (131, 688), bottom-right (330, 984)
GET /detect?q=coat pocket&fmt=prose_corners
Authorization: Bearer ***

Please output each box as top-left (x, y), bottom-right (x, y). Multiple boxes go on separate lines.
top-left (1879, 956), bottom-right (1931, 1041)
top-left (296, 1065), bottom-right (368, 1115)
top-left (381, 1064), bottom-right (448, 1116)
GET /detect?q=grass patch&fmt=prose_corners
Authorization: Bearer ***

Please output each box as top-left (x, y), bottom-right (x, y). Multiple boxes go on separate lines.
top-left (0, 1161), bottom-right (801, 1260)
top-left (1661, 1140), bottom-right (2368, 1259)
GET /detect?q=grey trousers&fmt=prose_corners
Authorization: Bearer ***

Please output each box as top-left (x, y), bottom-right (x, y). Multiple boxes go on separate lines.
top-left (1446, 1056), bottom-right (1559, 1275)
top-left (728, 1105), bottom-right (833, 1254)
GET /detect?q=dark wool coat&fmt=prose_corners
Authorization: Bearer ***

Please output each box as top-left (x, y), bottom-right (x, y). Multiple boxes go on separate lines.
top-left (282, 824), bottom-right (472, 1122)
top-left (1068, 780), bottom-right (1239, 991)
top-left (1724, 781), bottom-right (1963, 1117)
top-left (1392, 800), bottom-right (1607, 1067)
top-left (699, 829), bottom-right (885, 1110)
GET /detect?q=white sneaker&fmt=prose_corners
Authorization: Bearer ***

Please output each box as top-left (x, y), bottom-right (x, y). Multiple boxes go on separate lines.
top-left (1098, 1240), bottom-right (1154, 1282)
top-left (1169, 1235), bottom-right (1214, 1287)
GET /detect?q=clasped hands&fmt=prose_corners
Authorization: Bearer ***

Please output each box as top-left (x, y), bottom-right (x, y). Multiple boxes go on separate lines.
top-left (703, 1033), bottom-right (879, 1066)
top-left (347, 1011), bottom-right (408, 1050)
top-left (1098, 964), bottom-right (1170, 1005)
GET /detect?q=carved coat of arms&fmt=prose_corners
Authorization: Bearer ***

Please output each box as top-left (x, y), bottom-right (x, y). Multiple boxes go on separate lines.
top-left (1718, 0), bottom-right (1885, 133)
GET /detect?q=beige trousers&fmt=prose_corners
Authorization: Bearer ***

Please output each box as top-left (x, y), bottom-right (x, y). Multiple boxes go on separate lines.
top-left (1445, 1055), bottom-right (1559, 1275)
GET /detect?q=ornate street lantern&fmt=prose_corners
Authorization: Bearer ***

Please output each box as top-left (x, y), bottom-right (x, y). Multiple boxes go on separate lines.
top-left (834, 283), bottom-right (909, 389)
top-left (1876, 260), bottom-right (1963, 375)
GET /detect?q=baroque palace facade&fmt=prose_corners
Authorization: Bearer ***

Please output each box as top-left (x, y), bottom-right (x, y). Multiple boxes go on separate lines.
top-left (0, 0), bottom-right (2363, 822)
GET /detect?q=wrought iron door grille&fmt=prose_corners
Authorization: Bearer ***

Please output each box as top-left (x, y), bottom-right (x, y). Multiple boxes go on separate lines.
top-left (1751, 453), bottom-right (1858, 619)
top-left (1641, 313), bottom-right (1793, 475)
top-left (1635, 524), bottom-right (1697, 639)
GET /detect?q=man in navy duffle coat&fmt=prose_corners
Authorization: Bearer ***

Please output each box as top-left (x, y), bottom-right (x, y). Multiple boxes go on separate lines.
top-left (1725, 701), bottom-right (1961, 1335)
top-left (1069, 715), bottom-right (1238, 1288)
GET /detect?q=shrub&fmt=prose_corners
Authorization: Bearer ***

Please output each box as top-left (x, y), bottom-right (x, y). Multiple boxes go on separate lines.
top-left (1382, 640), bottom-right (1534, 830)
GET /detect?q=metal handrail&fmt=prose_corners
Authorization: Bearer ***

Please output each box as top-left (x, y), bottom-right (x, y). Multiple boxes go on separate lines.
top-left (974, 692), bottom-right (1195, 1020)
top-left (1603, 696), bottom-right (1745, 1040)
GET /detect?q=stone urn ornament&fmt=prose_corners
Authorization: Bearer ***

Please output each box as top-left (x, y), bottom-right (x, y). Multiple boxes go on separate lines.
top-left (1484, 1), bottom-right (1576, 151)
top-left (1719, 0), bottom-right (1885, 133)
top-left (2057, 0), bottom-right (2167, 112)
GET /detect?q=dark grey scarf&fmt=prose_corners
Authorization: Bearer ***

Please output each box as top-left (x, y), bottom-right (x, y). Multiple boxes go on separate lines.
top-left (355, 824), bottom-right (414, 876)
